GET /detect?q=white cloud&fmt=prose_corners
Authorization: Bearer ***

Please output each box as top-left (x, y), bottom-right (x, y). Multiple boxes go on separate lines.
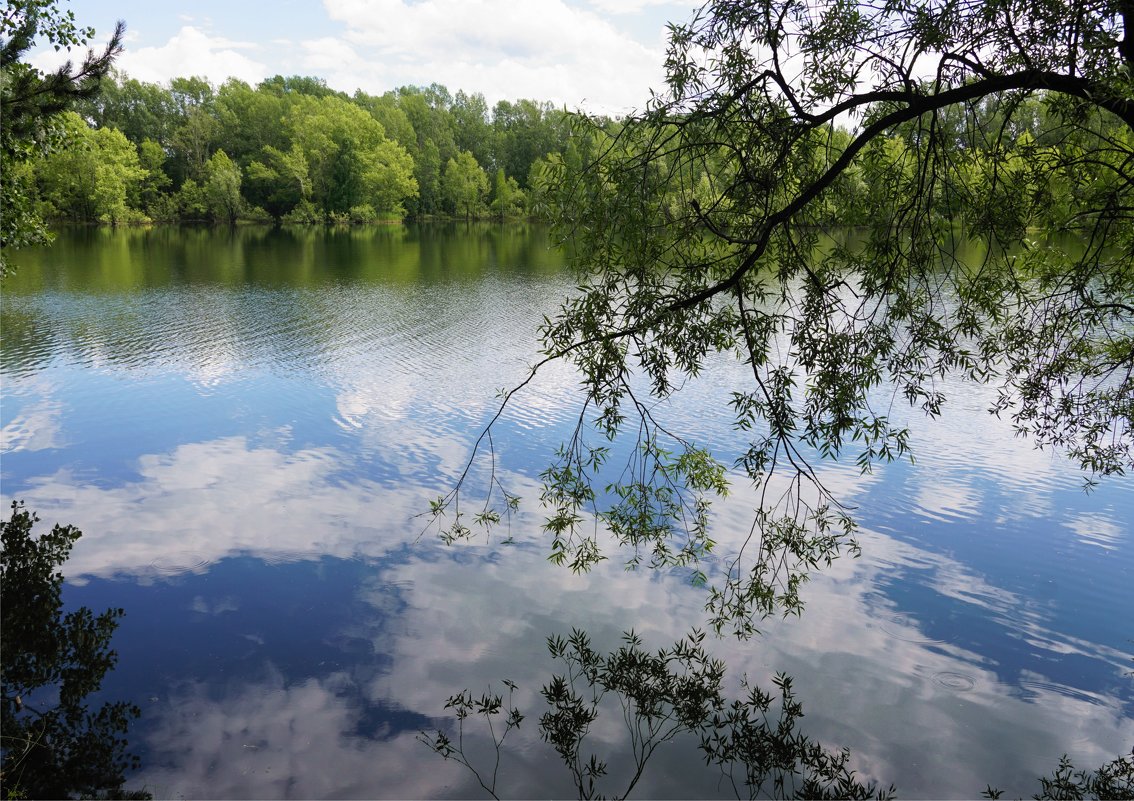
top-left (586, 0), bottom-right (689, 14)
top-left (29, 1), bottom-right (673, 111)
top-left (8, 435), bottom-right (415, 577)
top-left (114, 25), bottom-right (270, 87)
top-left (316, 0), bottom-right (668, 113)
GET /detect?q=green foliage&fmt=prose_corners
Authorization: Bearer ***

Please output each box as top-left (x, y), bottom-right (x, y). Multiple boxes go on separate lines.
top-left (134, 137), bottom-right (170, 213)
top-left (0, 502), bottom-right (147, 799)
top-left (430, 0), bottom-right (1134, 637)
top-left (284, 93), bottom-right (418, 217)
top-left (0, 0), bottom-right (123, 274)
top-left (491, 99), bottom-right (571, 190)
top-left (442, 149), bottom-right (489, 218)
top-left (246, 143), bottom-right (310, 218)
top-left (213, 78), bottom-right (287, 167)
top-left (79, 70), bottom-right (178, 148)
top-left (8, 47), bottom-right (572, 225)
top-left (453, 90), bottom-right (494, 169)
top-left (348, 203), bottom-right (378, 223)
top-left (0, 1), bottom-right (122, 147)
top-left (203, 148), bottom-right (242, 223)
top-left (280, 198), bottom-right (324, 225)
top-left (170, 107), bottom-right (217, 183)
top-left (26, 113), bottom-right (146, 225)
top-left (491, 168), bottom-right (525, 219)
top-left (175, 177), bottom-right (207, 220)
top-left (0, 156), bottom-right (49, 267)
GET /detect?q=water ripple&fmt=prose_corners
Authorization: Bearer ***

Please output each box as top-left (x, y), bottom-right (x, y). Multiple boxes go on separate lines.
top-left (150, 551), bottom-right (213, 576)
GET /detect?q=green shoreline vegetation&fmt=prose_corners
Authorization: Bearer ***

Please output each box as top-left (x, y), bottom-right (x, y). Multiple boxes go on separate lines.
top-left (17, 72), bottom-right (579, 228)
top-left (5, 39), bottom-right (1129, 237)
top-left (3, 0), bottom-right (1133, 797)
top-left (12, 68), bottom-right (1129, 236)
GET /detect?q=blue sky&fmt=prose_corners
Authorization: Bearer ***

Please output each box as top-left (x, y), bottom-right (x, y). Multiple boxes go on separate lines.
top-left (39, 0), bottom-right (701, 114)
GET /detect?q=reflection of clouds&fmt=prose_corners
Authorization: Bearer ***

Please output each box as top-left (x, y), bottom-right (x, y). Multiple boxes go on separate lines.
top-left (5, 250), bottom-right (1130, 798)
top-left (887, 375), bottom-right (1077, 518)
top-left (913, 479), bottom-right (979, 522)
top-left (301, 278), bottom-right (590, 486)
top-left (138, 668), bottom-right (476, 799)
top-left (13, 437), bottom-right (1125, 797)
top-left (190, 595), bottom-right (240, 615)
top-left (0, 374), bottom-right (65, 453)
top-left (327, 352), bottom-right (480, 484)
top-left (180, 350), bottom-right (241, 389)
top-left (855, 528), bottom-right (1133, 678)
top-left (6, 436), bottom-right (425, 578)
top-left (323, 284), bottom-right (577, 419)
top-left (1067, 512), bottom-right (1125, 550)
top-left (0, 396), bottom-right (65, 453)
top-left (802, 530), bottom-right (1134, 796)
top-left (358, 530), bottom-right (1133, 799)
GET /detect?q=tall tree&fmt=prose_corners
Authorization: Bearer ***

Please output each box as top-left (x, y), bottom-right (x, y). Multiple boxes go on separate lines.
top-left (0, 0), bottom-right (123, 273)
top-left (214, 77), bottom-right (288, 169)
top-left (285, 93), bottom-right (417, 217)
top-left (490, 166), bottom-right (524, 219)
top-left (432, 0), bottom-right (1134, 637)
top-left (398, 85), bottom-right (459, 214)
top-left (203, 148), bottom-right (242, 223)
top-left (245, 143), bottom-right (310, 218)
top-left (34, 112), bottom-right (146, 223)
top-left (452, 89), bottom-right (494, 171)
top-left (492, 98), bottom-right (570, 189)
top-left (441, 149), bottom-right (488, 218)
top-left (78, 70), bottom-right (178, 149)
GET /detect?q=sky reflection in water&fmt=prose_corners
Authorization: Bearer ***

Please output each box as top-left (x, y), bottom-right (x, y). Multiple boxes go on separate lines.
top-left (1, 225), bottom-right (1131, 798)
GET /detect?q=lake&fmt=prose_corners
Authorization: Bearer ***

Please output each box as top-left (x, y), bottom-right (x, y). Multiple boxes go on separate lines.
top-left (1, 224), bottom-right (1131, 798)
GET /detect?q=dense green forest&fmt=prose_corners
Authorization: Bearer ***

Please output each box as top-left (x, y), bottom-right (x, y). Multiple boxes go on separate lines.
top-left (13, 71), bottom-right (586, 224)
top-left (12, 67), bottom-right (1130, 229)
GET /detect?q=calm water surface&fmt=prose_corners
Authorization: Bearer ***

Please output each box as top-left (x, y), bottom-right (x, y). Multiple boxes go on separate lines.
top-left (1, 225), bottom-right (1131, 798)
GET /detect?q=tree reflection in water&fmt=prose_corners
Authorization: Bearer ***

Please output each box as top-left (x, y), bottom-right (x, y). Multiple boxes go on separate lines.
top-left (422, 626), bottom-right (1134, 800)
top-left (420, 627), bottom-right (894, 800)
top-left (0, 502), bottom-right (150, 800)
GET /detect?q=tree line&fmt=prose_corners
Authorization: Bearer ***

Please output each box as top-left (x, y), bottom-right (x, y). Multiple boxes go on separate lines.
top-left (12, 70), bottom-right (590, 225)
top-left (17, 66), bottom-right (1125, 233)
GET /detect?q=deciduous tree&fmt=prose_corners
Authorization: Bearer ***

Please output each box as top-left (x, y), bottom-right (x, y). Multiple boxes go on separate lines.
top-left (203, 148), bottom-right (242, 224)
top-left (442, 149), bottom-right (489, 219)
top-left (432, 0), bottom-right (1134, 637)
top-left (0, 0), bottom-right (123, 273)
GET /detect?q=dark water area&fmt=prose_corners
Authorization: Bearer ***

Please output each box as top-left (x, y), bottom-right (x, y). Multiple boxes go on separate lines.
top-left (1, 224), bottom-right (1130, 798)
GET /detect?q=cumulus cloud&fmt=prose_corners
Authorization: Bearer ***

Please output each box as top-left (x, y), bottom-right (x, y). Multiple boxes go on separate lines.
top-left (315, 0), bottom-right (668, 112)
top-left (586, 0), bottom-right (691, 13)
top-left (112, 25), bottom-right (269, 87)
top-left (27, 1), bottom-right (674, 111)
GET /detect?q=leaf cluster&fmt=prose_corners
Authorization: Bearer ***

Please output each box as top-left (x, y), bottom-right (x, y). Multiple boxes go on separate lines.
top-left (984, 748), bottom-right (1134, 800)
top-left (430, 0), bottom-right (1133, 637)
